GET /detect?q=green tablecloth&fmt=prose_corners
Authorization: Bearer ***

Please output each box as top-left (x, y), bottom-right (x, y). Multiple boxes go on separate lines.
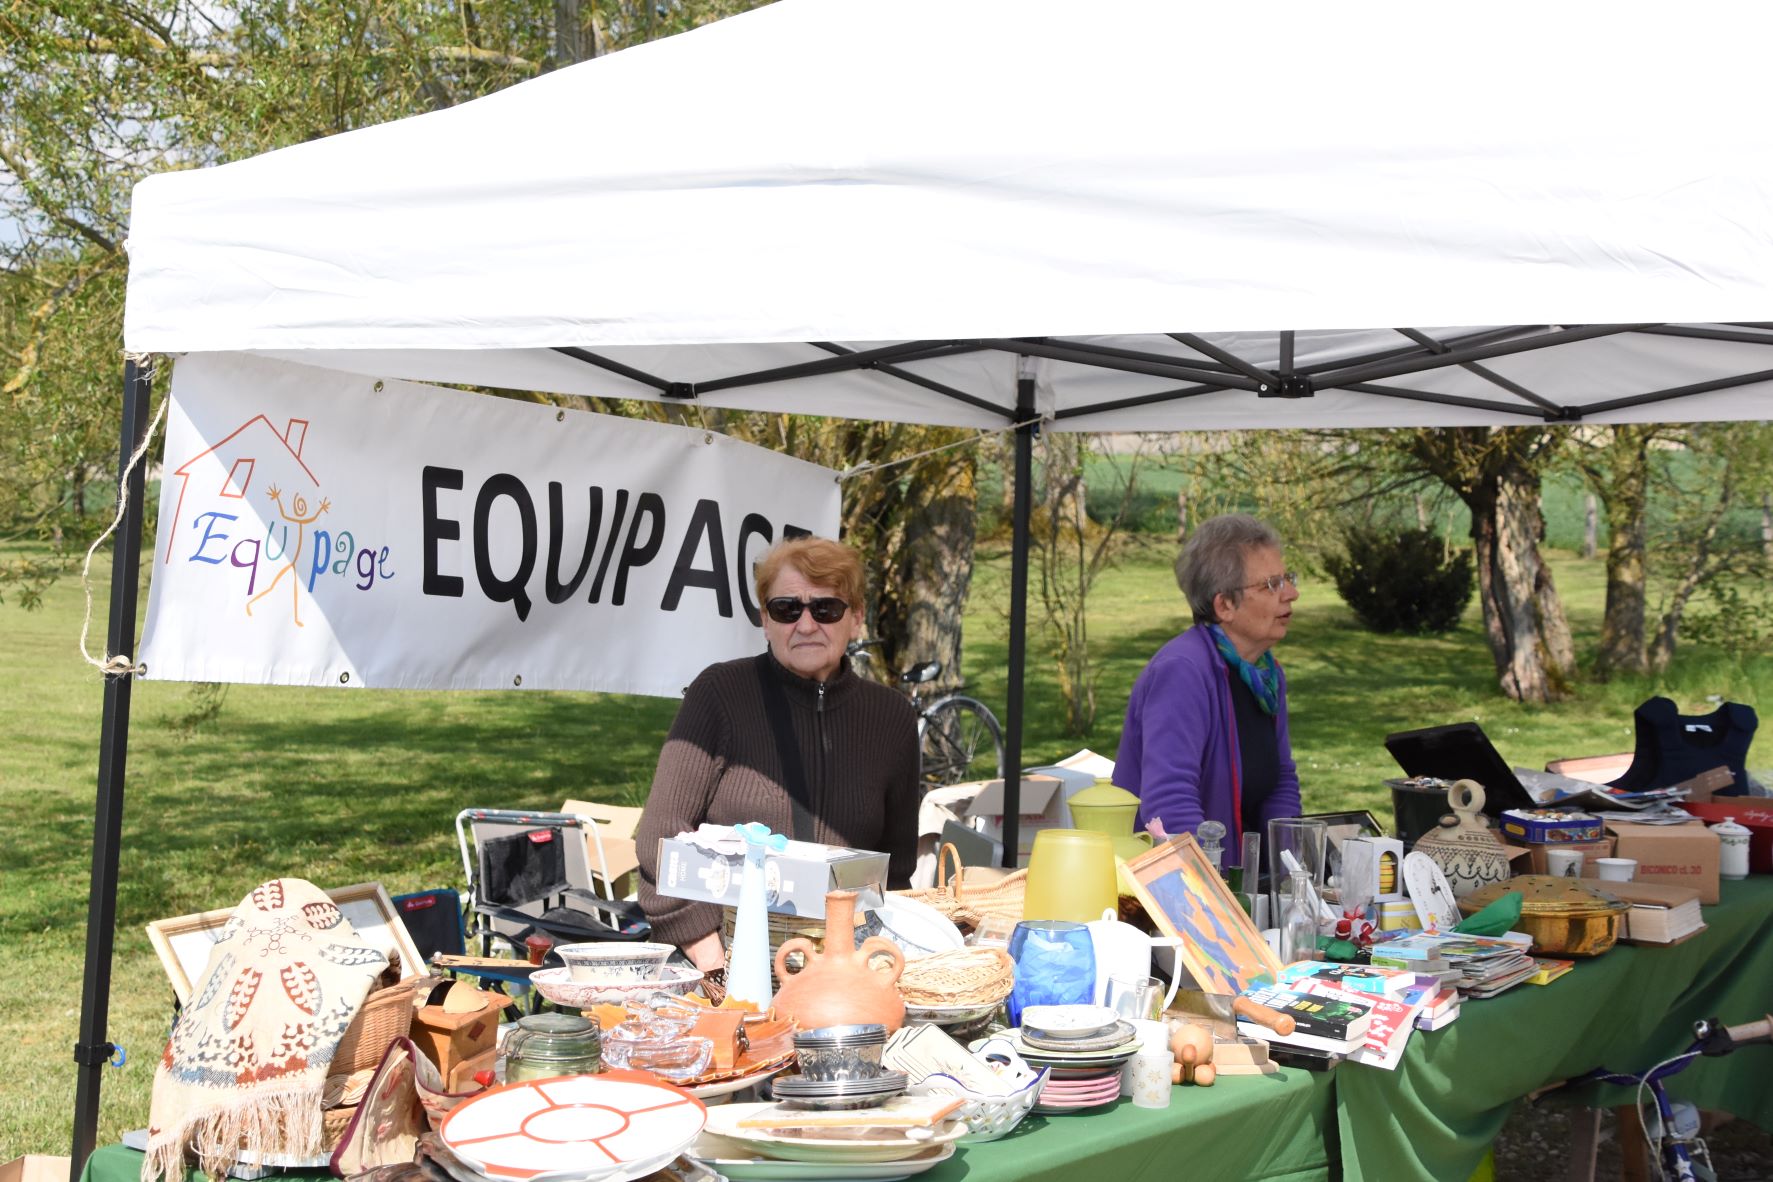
top-left (1336, 875), bottom-right (1773, 1182)
top-left (81, 878), bottom-right (1773, 1182)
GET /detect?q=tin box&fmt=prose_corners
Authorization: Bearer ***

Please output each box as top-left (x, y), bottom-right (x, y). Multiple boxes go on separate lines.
top-left (1500, 808), bottom-right (1604, 845)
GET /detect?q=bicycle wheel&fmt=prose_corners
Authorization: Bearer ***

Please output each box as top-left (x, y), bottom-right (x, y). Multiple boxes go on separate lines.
top-left (919, 696), bottom-right (1005, 789)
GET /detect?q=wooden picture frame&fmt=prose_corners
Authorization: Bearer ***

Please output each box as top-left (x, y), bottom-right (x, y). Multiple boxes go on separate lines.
top-left (1125, 835), bottom-right (1281, 995)
top-left (146, 881), bottom-right (423, 1005)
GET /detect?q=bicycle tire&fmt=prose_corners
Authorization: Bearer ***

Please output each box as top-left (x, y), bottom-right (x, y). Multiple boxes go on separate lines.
top-left (918, 695), bottom-right (1005, 789)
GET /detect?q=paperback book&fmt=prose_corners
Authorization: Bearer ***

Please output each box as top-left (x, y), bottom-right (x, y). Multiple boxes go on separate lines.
top-left (1275, 960), bottom-right (1416, 998)
top-left (1291, 980), bottom-right (1424, 1070)
top-left (1238, 984), bottom-right (1374, 1054)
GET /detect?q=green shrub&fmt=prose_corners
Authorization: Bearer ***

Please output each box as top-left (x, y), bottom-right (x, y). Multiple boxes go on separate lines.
top-left (1325, 526), bottom-right (1474, 634)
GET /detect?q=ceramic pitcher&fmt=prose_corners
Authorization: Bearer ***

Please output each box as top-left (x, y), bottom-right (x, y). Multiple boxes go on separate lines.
top-left (1410, 779), bottom-right (1519, 897)
top-left (1087, 907), bottom-right (1183, 1009)
top-left (773, 890), bottom-right (907, 1033)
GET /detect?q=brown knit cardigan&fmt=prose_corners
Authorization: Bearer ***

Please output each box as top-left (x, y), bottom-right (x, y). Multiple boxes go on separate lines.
top-left (635, 651), bottom-right (921, 950)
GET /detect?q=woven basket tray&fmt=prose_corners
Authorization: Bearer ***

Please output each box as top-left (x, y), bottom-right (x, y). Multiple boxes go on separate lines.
top-left (896, 946), bottom-right (1015, 1008)
top-left (322, 1104), bottom-right (357, 1151)
top-left (331, 978), bottom-right (416, 1078)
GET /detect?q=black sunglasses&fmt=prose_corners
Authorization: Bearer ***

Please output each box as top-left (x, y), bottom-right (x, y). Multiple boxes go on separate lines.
top-left (765, 596), bottom-right (850, 625)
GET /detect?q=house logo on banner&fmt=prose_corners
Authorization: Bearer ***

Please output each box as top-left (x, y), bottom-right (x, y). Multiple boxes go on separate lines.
top-left (161, 414), bottom-right (394, 626)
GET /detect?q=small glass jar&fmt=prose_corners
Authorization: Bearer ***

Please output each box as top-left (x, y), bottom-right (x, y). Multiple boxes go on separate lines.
top-left (502, 1013), bottom-right (601, 1082)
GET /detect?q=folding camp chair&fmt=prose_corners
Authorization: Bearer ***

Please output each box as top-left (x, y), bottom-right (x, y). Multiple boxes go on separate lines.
top-left (456, 809), bottom-right (650, 956)
top-left (393, 886), bottom-right (544, 1005)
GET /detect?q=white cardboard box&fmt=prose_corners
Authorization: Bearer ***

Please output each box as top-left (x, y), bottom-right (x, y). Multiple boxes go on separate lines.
top-left (963, 775), bottom-right (1072, 865)
top-left (655, 827), bottom-right (889, 917)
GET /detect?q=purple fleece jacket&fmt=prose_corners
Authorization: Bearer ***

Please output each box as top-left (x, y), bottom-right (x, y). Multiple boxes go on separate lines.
top-left (1116, 626), bottom-right (1301, 857)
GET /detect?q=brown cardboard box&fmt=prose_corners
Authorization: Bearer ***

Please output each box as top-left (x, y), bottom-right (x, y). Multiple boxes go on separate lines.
top-left (1504, 835), bottom-right (1615, 875)
top-left (1, 1157), bottom-right (70, 1182)
top-left (412, 981), bottom-right (507, 1080)
top-left (1604, 818), bottom-right (1721, 904)
top-left (562, 799), bottom-right (645, 897)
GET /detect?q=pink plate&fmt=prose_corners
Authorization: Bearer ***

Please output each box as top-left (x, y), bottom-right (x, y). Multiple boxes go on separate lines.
top-left (440, 1071), bottom-right (707, 1181)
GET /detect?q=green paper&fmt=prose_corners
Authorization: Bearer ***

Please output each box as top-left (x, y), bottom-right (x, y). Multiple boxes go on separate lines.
top-left (1455, 890), bottom-right (1523, 935)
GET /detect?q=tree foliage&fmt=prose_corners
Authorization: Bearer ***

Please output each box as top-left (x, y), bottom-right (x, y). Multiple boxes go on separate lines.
top-left (1324, 525), bottom-right (1473, 635)
top-left (0, 0), bottom-right (772, 583)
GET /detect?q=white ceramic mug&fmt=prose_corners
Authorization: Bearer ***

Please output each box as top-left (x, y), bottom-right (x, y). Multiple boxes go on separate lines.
top-left (1544, 848), bottom-right (1585, 878)
top-left (1594, 857), bottom-right (1638, 882)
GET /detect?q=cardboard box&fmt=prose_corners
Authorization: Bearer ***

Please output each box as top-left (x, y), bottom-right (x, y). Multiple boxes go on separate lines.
top-left (412, 981), bottom-right (507, 1080)
top-left (1, 1157), bottom-right (70, 1182)
top-left (1605, 819), bottom-right (1721, 904)
top-left (655, 829), bottom-right (889, 918)
top-left (963, 775), bottom-right (1069, 864)
top-left (561, 799), bottom-right (645, 897)
top-left (1505, 835), bottom-right (1615, 876)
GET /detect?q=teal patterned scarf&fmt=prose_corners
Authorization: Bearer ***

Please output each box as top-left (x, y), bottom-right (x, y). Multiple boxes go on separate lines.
top-left (1208, 624), bottom-right (1279, 715)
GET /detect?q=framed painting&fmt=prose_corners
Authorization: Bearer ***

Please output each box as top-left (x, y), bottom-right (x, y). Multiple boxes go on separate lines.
top-left (1125, 835), bottom-right (1281, 995)
top-left (146, 881), bottom-right (423, 1005)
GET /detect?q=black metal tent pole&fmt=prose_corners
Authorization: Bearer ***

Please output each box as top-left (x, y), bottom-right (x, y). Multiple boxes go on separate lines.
top-left (71, 358), bottom-right (154, 1180)
top-left (999, 367), bottom-right (1036, 868)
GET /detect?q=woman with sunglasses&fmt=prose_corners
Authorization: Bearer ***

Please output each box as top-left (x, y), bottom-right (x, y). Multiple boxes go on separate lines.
top-left (635, 537), bottom-right (920, 976)
top-left (1116, 514), bottom-right (1302, 865)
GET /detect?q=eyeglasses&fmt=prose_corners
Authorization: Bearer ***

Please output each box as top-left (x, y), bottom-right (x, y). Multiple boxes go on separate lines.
top-left (765, 596), bottom-right (850, 625)
top-left (1241, 571), bottom-right (1298, 595)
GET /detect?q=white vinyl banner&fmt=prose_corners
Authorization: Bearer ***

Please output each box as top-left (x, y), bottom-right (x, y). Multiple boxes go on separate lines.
top-left (139, 353), bottom-right (841, 695)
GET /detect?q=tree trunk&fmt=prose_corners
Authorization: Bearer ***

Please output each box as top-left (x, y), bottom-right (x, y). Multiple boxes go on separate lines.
top-left (554, 0), bottom-right (590, 65)
top-left (1582, 493), bottom-right (1598, 559)
top-left (872, 471), bottom-right (978, 691)
top-left (1649, 488), bottom-right (1733, 673)
top-left (1465, 452), bottom-right (1574, 702)
top-left (1595, 457), bottom-right (1649, 678)
top-left (1762, 491), bottom-right (1772, 562)
top-left (1176, 489), bottom-right (1188, 544)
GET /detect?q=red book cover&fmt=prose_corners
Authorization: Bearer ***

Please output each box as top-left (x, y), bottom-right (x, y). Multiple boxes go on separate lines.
top-left (1294, 980), bottom-right (1423, 1070)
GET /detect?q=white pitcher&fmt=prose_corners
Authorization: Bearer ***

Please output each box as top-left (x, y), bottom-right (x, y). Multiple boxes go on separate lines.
top-left (1087, 908), bottom-right (1183, 1010)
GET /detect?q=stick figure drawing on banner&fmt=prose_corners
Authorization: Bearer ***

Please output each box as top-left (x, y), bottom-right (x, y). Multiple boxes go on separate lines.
top-left (246, 484), bottom-right (330, 626)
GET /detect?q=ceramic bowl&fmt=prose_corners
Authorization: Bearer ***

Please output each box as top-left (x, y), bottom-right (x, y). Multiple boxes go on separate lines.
top-left (555, 941), bottom-right (676, 983)
top-left (530, 964), bottom-right (704, 1009)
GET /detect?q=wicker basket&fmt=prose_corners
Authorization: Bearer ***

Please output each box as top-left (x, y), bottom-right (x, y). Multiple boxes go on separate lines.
top-left (896, 947), bottom-right (1015, 1008)
top-left (896, 843), bottom-right (1028, 929)
top-left (330, 978), bottom-right (416, 1078)
top-left (322, 1104), bottom-right (358, 1151)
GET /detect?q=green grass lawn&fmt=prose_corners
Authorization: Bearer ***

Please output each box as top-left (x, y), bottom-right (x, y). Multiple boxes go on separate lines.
top-left (3, 540), bottom-right (1768, 1155)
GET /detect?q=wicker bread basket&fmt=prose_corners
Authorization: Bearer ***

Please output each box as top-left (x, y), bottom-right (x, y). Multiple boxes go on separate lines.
top-left (330, 978), bottom-right (417, 1077)
top-left (896, 946), bottom-right (1015, 1008)
top-left (898, 844), bottom-right (1027, 927)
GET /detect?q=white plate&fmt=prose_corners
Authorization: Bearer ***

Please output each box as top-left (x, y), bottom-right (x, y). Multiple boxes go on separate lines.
top-left (440, 1071), bottom-right (706, 1181)
top-left (902, 1000), bottom-right (1000, 1025)
top-left (875, 895), bottom-right (965, 959)
top-left (703, 1104), bottom-right (965, 1163)
top-left (1018, 1004), bottom-right (1119, 1037)
top-left (690, 1061), bottom-right (791, 1100)
top-left (689, 1136), bottom-right (956, 1181)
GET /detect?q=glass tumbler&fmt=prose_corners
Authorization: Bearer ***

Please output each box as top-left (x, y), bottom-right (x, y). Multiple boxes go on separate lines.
top-left (1006, 920), bottom-right (1096, 1026)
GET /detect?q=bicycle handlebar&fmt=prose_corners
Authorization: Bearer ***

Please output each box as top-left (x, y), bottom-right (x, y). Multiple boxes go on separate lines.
top-left (1699, 1013), bottom-right (1773, 1055)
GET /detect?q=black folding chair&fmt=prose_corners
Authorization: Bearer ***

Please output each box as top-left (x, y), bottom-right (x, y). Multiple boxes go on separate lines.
top-left (455, 809), bottom-right (650, 956)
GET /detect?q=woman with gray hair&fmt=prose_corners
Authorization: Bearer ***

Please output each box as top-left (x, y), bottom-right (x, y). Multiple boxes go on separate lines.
top-left (1116, 514), bottom-right (1302, 860)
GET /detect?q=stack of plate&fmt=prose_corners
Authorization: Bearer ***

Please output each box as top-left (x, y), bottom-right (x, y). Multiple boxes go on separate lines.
top-left (1032, 1067), bottom-right (1123, 1114)
top-left (770, 1070), bottom-right (910, 1110)
top-left (690, 1103), bottom-right (964, 1181)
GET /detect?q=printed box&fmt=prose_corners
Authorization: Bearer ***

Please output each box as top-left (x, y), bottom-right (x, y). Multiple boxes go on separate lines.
top-left (655, 828), bottom-right (889, 918)
top-left (1604, 819), bottom-right (1720, 904)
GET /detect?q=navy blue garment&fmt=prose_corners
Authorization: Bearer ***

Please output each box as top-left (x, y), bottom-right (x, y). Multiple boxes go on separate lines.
top-left (1608, 696), bottom-right (1758, 796)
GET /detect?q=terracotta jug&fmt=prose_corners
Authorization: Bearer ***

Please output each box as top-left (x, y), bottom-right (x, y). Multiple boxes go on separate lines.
top-left (772, 890), bottom-right (906, 1033)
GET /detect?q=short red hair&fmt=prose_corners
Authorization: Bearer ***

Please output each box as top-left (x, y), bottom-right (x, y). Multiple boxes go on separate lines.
top-left (754, 537), bottom-right (866, 613)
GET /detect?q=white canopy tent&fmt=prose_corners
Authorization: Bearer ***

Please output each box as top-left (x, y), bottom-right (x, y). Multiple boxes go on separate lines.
top-left (82, 0), bottom-right (1773, 1166)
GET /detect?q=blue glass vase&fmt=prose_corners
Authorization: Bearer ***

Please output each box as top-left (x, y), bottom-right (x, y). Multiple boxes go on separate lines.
top-left (1006, 919), bottom-right (1096, 1026)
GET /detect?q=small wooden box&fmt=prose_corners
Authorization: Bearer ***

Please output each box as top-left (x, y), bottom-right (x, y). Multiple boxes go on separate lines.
top-left (412, 983), bottom-right (506, 1079)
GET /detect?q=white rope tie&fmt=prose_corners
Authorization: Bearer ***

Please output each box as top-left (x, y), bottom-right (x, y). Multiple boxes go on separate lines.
top-left (80, 371), bottom-right (169, 678)
top-left (837, 414), bottom-right (1047, 482)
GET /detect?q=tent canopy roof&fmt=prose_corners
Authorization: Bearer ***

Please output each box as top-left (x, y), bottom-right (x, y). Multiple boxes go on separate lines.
top-left (123, 0), bottom-right (1773, 429)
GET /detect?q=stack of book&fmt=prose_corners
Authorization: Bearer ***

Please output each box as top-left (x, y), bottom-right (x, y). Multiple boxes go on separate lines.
top-left (1282, 977), bottom-right (1426, 1070)
top-left (1237, 983), bottom-right (1374, 1056)
top-left (1403, 984), bottom-right (1461, 1031)
top-left (1275, 960), bottom-right (1418, 999)
top-left (1371, 933), bottom-right (1537, 1000)
top-left (1585, 879), bottom-right (1706, 945)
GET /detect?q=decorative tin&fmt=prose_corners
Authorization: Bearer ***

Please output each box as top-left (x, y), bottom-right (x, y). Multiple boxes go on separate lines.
top-left (1458, 875), bottom-right (1629, 957)
top-left (1500, 808), bottom-right (1604, 845)
top-left (1409, 779), bottom-right (1521, 898)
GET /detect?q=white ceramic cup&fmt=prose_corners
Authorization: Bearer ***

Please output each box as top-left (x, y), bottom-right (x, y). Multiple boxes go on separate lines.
top-left (1544, 848), bottom-right (1585, 878)
top-left (1594, 857), bottom-right (1637, 882)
